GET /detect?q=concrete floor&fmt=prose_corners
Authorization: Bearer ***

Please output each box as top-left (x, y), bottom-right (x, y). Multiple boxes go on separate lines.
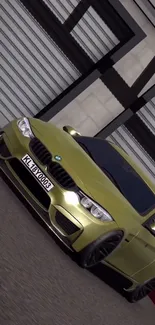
top-left (0, 176), bottom-right (155, 325)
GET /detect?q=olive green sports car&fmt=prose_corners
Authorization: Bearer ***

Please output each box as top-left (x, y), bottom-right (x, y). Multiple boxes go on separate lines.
top-left (0, 117), bottom-right (155, 302)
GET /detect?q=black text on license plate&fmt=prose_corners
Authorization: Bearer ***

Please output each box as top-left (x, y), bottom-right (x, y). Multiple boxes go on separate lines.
top-left (21, 154), bottom-right (54, 192)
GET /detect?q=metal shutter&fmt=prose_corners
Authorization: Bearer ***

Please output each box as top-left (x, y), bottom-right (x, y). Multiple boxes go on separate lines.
top-left (43, 1), bottom-right (119, 62)
top-left (137, 98), bottom-right (155, 135)
top-left (107, 125), bottom-right (155, 182)
top-left (43, 0), bottom-right (78, 23)
top-left (71, 6), bottom-right (119, 62)
top-left (134, 0), bottom-right (155, 26)
top-left (0, 0), bottom-right (80, 128)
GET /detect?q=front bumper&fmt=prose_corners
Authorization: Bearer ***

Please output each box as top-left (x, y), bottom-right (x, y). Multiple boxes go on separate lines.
top-left (0, 120), bottom-right (118, 252)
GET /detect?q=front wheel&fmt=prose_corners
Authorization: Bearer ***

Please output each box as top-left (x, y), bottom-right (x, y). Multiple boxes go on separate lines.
top-left (125, 278), bottom-right (155, 303)
top-left (78, 230), bottom-right (124, 268)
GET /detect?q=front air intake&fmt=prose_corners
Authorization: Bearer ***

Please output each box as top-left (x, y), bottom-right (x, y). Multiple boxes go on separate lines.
top-left (55, 211), bottom-right (80, 235)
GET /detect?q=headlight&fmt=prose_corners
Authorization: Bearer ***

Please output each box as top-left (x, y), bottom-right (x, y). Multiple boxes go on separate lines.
top-left (80, 192), bottom-right (113, 222)
top-left (64, 191), bottom-right (79, 205)
top-left (17, 117), bottom-right (34, 138)
top-left (81, 196), bottom-right (92, 209)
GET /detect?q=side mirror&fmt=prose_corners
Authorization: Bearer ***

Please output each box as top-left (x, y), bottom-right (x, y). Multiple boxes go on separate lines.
top-left (63, 125), bottom-right (81, 136)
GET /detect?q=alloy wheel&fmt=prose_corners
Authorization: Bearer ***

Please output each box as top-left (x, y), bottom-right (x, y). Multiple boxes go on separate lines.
top-left (86, 232), bottom-right (123, 267)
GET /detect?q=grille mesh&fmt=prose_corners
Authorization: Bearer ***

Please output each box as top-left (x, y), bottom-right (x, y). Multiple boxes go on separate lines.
top-left (30, 137), bottom-right (77, 189)
top-left (48, 161), bottom-right (76, 189)
top-left (30, 138), bottom-right (51, 165)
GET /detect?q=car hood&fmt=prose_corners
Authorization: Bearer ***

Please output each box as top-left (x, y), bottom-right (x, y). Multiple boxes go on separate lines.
top-left (30, 119), bottom-right (141, 231)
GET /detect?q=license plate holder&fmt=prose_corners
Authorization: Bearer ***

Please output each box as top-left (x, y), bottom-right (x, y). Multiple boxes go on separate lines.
top-left (21, 154), bottom-right (54, 192)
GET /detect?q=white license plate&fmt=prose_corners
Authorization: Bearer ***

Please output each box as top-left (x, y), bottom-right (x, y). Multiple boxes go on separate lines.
top-left (21, 154), bottom-right (54, 192)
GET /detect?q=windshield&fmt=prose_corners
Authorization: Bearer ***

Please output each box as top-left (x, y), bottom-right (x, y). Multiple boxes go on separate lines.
top-left (75, 136), bottom-right (155, 215)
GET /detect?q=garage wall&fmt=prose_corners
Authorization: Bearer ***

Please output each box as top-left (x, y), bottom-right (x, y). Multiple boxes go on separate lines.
top-left (0, 0), bottom-right (80, 128)
top-left (50, 0), bottom-right (155, 136)
top-left (70, 6), bottom-right (119, 62)
top-left (43, 0), bottom-right (77, 22)
top-left (138, 74), bottom-right (155, 96)
top-left (51, 79), bottom-right (124, 136)
top-left (137, 98), bottom-right (155, 135)
top-left (1, 0), bottom-right (119, 129)
top-left (114, 0), bottom-right (155, 86)
top-left (43, 1), bottom-right (119, 62)
top-left (133, 0), bottom-right (155, 27)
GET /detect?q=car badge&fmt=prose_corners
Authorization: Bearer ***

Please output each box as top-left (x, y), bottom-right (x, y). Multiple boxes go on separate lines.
top-left (54, 155), bottom-right (62, 161)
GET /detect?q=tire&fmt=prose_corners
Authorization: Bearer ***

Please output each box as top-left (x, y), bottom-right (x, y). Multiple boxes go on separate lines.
top-left (126, 278), bottom-right (155, 303)
top-left (78, 230), bottom-right (124, 268)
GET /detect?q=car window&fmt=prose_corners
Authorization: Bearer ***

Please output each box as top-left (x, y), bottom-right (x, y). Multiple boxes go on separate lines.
top-left (74, 136), bottom-right (155, 215)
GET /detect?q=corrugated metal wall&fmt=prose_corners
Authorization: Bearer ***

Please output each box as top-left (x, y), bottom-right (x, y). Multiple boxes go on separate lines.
top-left (137, 98), bottom-right (155, 135)
top-left (44, 0), bottom-right (119, 62)
top-left (134, 0), bottom-right (155, 27)
top-left (107, 98), bottom-right (155, 181)
top-left (0, 0), bottom-right (80, 128)
top-left (1, 0), bottom-right (119, 128)
top-left (43, 0), bottom-right (77, 23)
top-left (71, 6), bottom-right (119, 62)
top-left (43, 0), bottom-right (119, 62)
